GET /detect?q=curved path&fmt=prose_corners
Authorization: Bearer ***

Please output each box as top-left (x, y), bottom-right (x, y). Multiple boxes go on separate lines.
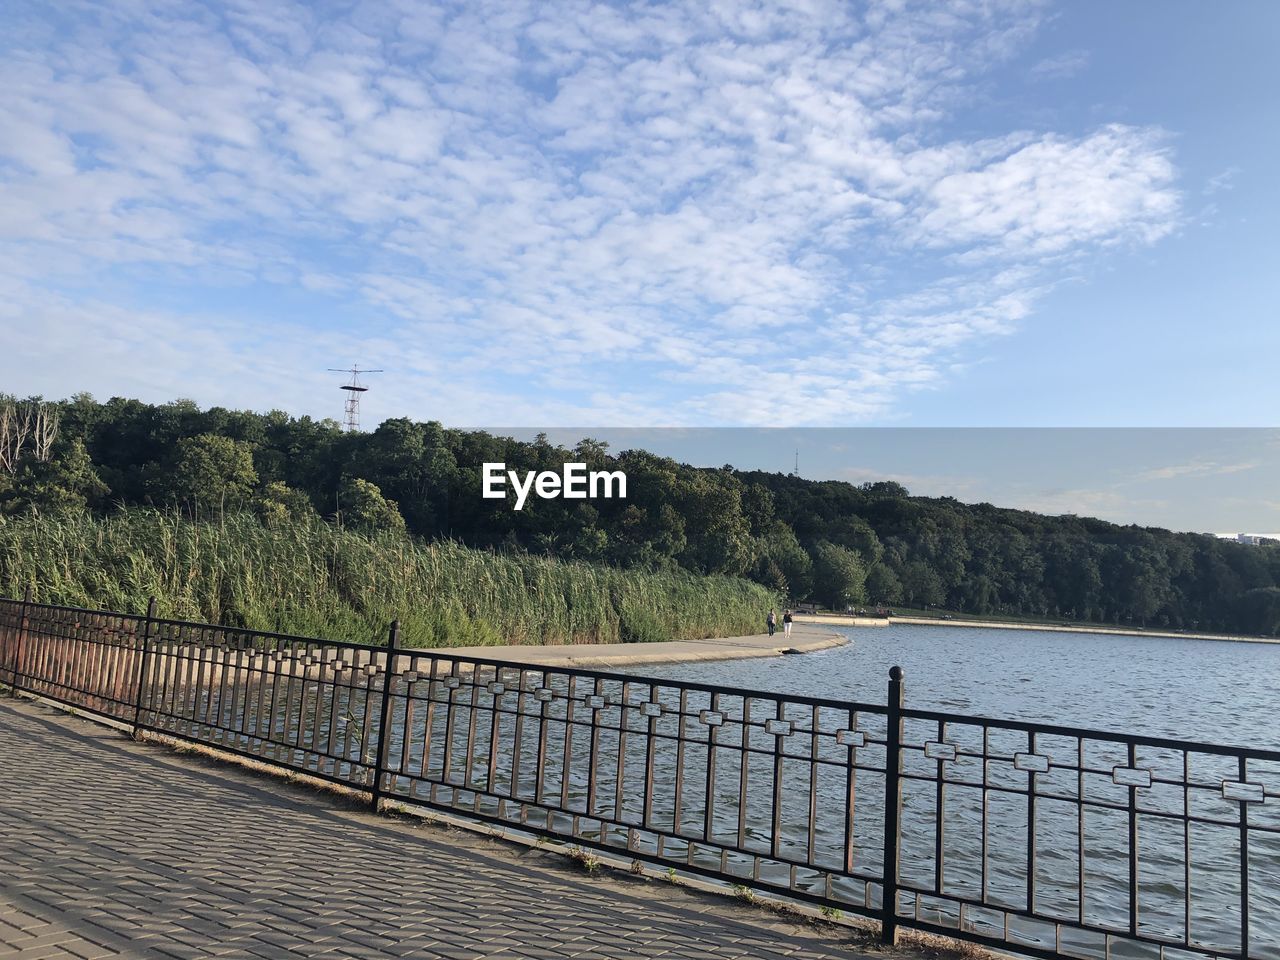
top-left (436, 624), bottom-right (846, 669)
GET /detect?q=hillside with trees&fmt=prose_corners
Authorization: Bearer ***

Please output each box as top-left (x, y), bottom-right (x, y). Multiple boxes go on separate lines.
top-left (2, 393), bottom-right (1279, 638)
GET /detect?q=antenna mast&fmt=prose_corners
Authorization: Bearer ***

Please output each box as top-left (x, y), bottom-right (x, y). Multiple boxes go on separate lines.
top-left (328, 365), bottom-right (383, 432)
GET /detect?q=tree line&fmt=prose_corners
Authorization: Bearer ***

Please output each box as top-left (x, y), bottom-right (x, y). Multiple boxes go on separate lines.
top-left (2, 393), bottom-right (1278, 636)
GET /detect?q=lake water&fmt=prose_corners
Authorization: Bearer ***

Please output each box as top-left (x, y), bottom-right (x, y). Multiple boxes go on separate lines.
top-left (616, 624), bottom-right (1280, 956)
top-left (629, 624), bottom-right (1280, 751)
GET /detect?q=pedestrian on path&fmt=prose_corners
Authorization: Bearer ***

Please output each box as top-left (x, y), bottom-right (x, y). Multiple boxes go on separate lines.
top-left (782, 609), bottom-right (793, 638)
top-left (766, 609), bottom-right (776, 636)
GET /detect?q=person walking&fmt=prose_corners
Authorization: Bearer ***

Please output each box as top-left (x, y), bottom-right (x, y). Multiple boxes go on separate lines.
top-left (766, 609), bottom-right (777, 636)
top-left (782, 609), bottom-right (793, 638)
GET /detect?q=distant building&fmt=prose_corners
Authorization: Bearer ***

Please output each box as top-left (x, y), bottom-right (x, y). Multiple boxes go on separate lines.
top-left (1217, 533), bottom-right (1280, 546)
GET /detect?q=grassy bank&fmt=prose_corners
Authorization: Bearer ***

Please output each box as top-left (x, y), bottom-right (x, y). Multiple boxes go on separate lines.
top-left (0, 511), bottom-right (777, 648)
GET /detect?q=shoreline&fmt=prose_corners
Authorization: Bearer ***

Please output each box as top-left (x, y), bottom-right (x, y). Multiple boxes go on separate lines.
top-left (796, 613), bottom-right (1280, 645)
top-left (432, 624), bottom-right (847, 668)
top-left (426, 613), bottom-right (1280, 668)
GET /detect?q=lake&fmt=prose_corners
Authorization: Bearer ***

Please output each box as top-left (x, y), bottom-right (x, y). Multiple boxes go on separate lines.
top-left (626, 624), bottom-right (1280, 751)
top-left (612, 624), bottom-right (1280, 956)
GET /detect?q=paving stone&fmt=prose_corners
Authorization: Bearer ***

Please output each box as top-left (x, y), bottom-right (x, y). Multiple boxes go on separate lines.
top-left (0, 700), bottom-right (885, 960)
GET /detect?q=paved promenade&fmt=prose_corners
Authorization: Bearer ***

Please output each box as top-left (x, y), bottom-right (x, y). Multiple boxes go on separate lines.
top-left (0, 699), bottom-right (885, 960)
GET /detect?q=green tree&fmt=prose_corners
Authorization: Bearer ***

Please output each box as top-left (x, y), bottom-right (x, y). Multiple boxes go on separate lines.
top-left (678, 471), bottom-right (753, 576)
top-left (865, 562), bottom-right (903, 604)
top-left (1239, 587), bottom-right (1280, 636)
top-left (338, 477), bottom-right (406, 534)
top-left (757, 521), bottom-right (812, 600)
top-left (2, 438), bottom-right (108, 515)
top-left (810, 541), bottom-right (867, 610)
top-left (162, 434), bottom-right (258, 514)
top-left (255, 481), bottom-right (318, 528)
top-left (901, 560), bottom-right (945, 607)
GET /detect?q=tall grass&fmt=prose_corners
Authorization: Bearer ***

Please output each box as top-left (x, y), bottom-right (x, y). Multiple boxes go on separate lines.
top-left (0, 510), bottom-right (777, 648)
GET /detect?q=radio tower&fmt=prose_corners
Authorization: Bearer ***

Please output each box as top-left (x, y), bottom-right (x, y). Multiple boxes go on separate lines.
top-left (328, 365), bottom-right (383, 432)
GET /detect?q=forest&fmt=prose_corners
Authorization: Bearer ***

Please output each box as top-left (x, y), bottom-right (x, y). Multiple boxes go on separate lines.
top-left (2, 393), bottom-right (1279, 638)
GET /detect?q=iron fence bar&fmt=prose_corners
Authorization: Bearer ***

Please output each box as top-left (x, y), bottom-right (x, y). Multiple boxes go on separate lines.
top-left (807, 703), bottom-right (819, 868)
top-left (703, 689), bottom-right (719, 847)
top-left (643, 683), bottom-right (658, 830)
top-left (558, 676), bottom-right (575, 811)
top-left (1027, 728), bottom-right (1037, 917)
top-left (418, 657), bottom-right (443, 785)
top-left (1183, 751), bottom-right (1192, 948)
top-left (984, 725), bottom-right (993, 910)
top-left (7, 586), bottom-right (31, 693)
top-left (671, 686), bottom-right (687, 837)
top-left (1128, 740), bottom-right (1140, 939)
top-left (131, 596), bottom-right (156, 738)
top-left (770, 698), bottom-right (785, 861)
top-left (370, 619), bottom-right (399, 812)
top-left (507, 664), bottom-right (525, 800)
top-left (398, 667), bottom-right (417, 794)
top-left (881, 665), bottom-right (904, 945)
top-left (1239, 753), bottom-right (1250, 960)
top-left (935, 717), bottom-right (946, 899)
top-left (737, 697), bottom-right (752, 851)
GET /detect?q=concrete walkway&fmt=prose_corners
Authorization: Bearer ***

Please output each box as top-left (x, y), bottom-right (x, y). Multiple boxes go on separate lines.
top-left (0, 699), bottom-right (887, 960)
top-left (438, 624), bottom-right (846, 668)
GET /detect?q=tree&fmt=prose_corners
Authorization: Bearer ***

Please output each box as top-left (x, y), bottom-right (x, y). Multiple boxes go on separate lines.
top-left (255, 481), bottom-right (318, 528)
top-left (865, 562), bottom-right (903, 604)
top-left (13, 392), bottom-right (1280, 636)
top-left (1239, 587), bottom-right (1280, 636)
top-left (757, 521), bottom-right (812, 600)
top-left (1, 437), bottom-right (108, 515)
top-left (901, 560), bottom-right (945, 607)
top-left (338, 477), bottom-right (406, 534)
top-left (678, 471), bottom-right (753, 576)
top-left (162, 434), bottom-right (258, 514)
top-left (810, 541), bottom-right (867, 610)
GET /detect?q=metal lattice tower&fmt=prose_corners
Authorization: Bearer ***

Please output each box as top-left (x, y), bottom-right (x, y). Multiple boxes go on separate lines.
top-left (328, 365), bottom-right (383, 432)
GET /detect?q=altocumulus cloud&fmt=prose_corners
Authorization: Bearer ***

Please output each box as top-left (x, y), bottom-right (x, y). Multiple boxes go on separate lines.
top-left (0, 0), bottom-right (1180, 425)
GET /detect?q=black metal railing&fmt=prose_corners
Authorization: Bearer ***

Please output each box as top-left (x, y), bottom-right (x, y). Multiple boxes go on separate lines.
top-left (2, 593), bottom-right (1277, 960)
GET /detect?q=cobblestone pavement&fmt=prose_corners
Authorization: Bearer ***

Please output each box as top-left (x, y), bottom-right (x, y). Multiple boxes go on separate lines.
top-left (0, 699), bottom-right (886, 960)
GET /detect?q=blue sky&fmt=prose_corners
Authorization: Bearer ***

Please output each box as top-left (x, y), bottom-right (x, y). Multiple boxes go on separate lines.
top-left (1, 1), bottom-right (1276, 434)
top-left (520, 428), bottom-right (1280, 535)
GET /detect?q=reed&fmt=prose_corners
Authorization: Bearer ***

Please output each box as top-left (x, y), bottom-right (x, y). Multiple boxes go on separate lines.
top-left (0, 510), bottom-right (776, 647)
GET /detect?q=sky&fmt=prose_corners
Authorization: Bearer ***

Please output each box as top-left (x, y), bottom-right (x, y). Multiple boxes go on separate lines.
top-left (0, 1), bottom-right (1276, 526)
top-left (518, 428), bottom-right (1280, 536)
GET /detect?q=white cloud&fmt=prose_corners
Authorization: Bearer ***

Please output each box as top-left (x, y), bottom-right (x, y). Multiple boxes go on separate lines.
top-left (0, 0), bottom-right (1181, 426)
top-left (1131, 459), bottom-right (1259, 483)
top-left (1204, 166), bottom-right (1241, 195)
top-left (1029, 50), bottom-right (1089, 81)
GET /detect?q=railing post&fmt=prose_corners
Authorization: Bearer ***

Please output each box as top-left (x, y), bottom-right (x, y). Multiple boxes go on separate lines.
top-left (371, 619), bottom-right (400, 813)
top-left (132, 596), bottom-right (157, 739)
top-left (8, 585), bottom-right (32, 696)
top-left (881, 665), bottom-right (905, 945)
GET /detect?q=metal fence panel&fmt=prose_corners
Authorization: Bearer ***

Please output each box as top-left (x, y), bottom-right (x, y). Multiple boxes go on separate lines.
top-left (2, 595), bottom-right (1277, 960)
